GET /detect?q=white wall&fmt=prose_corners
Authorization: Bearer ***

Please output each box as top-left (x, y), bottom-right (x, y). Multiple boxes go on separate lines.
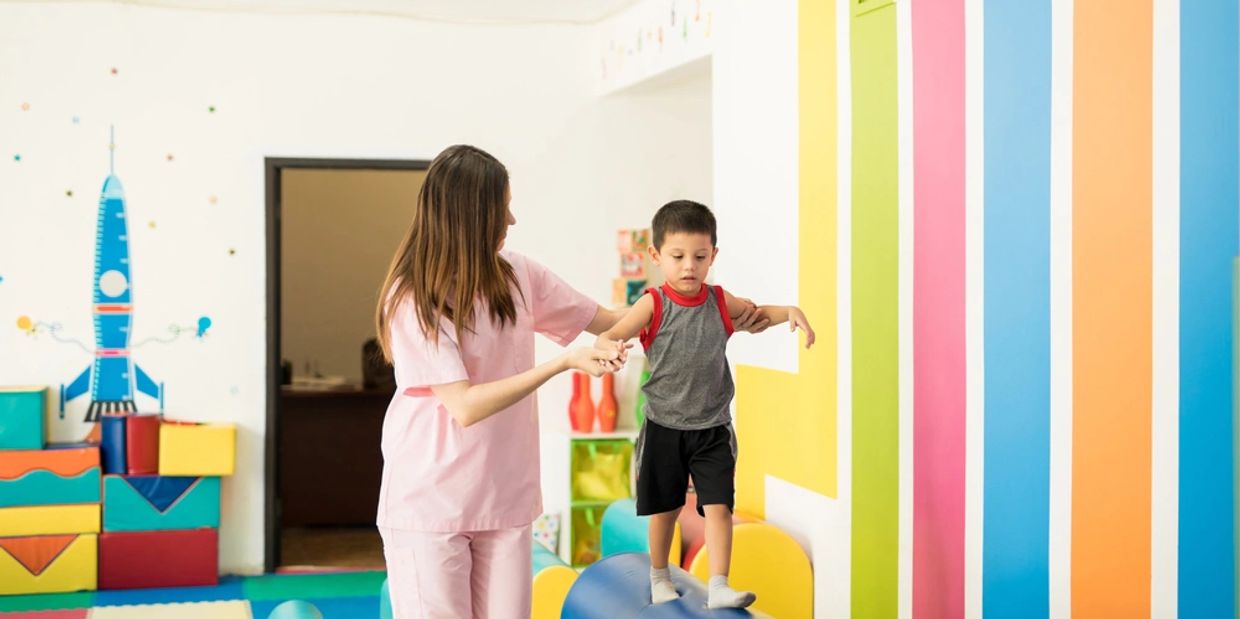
top-left (531, 57), bottom-right (715, 522)
top-left (0, 2), bottom-right (710, 574)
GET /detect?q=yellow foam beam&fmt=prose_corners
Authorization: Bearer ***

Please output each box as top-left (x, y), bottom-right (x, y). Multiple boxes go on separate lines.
top-left (688, 522), bottom-right (813, 619)
top-left (0, 504), bottom-right (100, 536)
top-left (0, 534), bottom-right (97, 595)
top-left (531, 564), bottom-right (578, 619)
top-left (159, 422), bottom-right (236, 476)
top-left (734, 0), bottom-right (838, 515)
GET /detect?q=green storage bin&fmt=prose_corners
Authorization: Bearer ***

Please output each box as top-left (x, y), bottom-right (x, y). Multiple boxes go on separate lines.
top-left (570, 439), bottom-right (633, 503)
top-left (570, 504), bottom-right (608, 567)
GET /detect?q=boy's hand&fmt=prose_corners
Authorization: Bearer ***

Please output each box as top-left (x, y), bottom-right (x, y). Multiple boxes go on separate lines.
top-left (594, 335), bottom-right (633, 370)
top-left (788, 307), bottom-right (816, 348)
top-left (732, 297), bottom-right (772, 334)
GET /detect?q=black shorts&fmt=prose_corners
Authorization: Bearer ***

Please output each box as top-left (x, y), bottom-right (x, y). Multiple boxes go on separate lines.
top-left (635, 420), bottom-right (737, 517)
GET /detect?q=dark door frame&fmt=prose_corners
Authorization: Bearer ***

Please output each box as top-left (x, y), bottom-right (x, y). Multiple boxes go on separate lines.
top-left (264, 157), bottom-right (430, 572)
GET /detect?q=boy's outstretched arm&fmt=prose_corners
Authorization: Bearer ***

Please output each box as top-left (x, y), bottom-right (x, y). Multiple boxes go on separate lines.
top-left (595, 293), bottom-right (655, 355)
top-left (723, 290), bottom-right (816, 348)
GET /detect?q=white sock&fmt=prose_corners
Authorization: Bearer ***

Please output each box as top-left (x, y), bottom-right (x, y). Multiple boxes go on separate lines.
top-left (650, 567), bottom-right (679, 604)
top-left (707, 575), bottom-right (756, 609)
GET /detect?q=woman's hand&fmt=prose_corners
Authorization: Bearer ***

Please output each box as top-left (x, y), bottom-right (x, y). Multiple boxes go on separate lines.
top-left (564, 346), bottom-right (623, 377)
top-left (595, 335), bottom-right (635, 368)
top-left (732, 297), bottom-right (772, 334)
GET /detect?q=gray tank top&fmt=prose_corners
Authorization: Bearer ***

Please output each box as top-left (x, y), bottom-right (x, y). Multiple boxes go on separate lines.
top-left (639, 284), bottom-right (735, 430)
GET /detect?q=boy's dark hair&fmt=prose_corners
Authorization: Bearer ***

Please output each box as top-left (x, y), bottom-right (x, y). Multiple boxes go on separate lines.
top-left (652, 200), bottom-right (717, 249)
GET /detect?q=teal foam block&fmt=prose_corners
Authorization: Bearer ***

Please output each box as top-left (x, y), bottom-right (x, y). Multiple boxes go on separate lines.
top-left (102, 475), bottom-right (220, 531)
top-left (533, 541), bottom-right (568, 574)
top-left (266, 600), bottom-right (324, 619)
top-left (0, 388), bottom-right (45, 450)
top-left (379, 578), bottom-right (392, 619)
top-left (0, 467), bottom-right (101, 507)
top-left (600, 498), bottom-right (651, 558)
top-left (243, 571), bottom-right (387, 602)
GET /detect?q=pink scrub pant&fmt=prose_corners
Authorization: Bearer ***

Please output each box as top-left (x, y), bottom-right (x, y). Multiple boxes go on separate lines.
top-left (380, 525), bottom-right (532, 619)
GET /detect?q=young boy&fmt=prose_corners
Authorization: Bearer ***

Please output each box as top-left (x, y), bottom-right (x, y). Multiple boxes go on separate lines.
top-left (595, 200), bottom-right (814, 609)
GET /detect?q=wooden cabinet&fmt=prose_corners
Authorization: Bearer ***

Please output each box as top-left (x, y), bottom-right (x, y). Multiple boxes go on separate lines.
top-left (278, 389), bottom-right (391, 527)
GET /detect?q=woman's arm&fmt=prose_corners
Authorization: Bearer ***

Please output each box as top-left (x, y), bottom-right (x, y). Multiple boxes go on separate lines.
top-left (584, 305), bottom-right (628, 336)
top-left (431, 347), bottom-right (620, 428)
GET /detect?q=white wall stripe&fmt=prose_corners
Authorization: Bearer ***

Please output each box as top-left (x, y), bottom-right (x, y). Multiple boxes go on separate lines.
top-left (830, 0), bottom-right (854, 614)
top-left (896, 0), bottom-right (915, 617)
top-left (1150, 0), bottom-right (1181, 615)
top-left (1048, 0), bottom-right (1075, 615)
top-left (963, 0), bottom-right (986, 617)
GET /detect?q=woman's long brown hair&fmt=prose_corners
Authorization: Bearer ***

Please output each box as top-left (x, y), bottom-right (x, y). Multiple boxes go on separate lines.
top-left (375, 145), bottom-right (520, 360)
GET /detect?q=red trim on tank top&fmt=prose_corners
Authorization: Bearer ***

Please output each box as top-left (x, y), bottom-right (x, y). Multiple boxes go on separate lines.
top-left (660, 282), bottom-right (710, 307)
top-left (712, 285), bottom-right (735, 337)
top-left (639, 288), bottom-right (664, 350)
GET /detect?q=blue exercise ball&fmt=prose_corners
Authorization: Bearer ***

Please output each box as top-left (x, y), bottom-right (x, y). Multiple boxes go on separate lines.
top-left (267, 600), bottom-right (324, 619)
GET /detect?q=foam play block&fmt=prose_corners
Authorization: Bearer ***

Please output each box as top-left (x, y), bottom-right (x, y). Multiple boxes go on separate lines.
top-left (159, 422), bottom-right (236, 476)
top-left (0, 387), bottom-right (46, 451)
top-left (0, 534), bottom-right (97, 595)
top-left (0, 446), bottom-right (100, 508)
top-left (125, 414), bottom-right (161, 475)
top-left (99, 528), bottom-right (218, 590)
top-left (687, 522), bottom-right (813, 619)
top-left (600, 498), bottom-right (681, 565)
top-left (677, 491), bottom-right (753, 570)
top-left (103, 475), bottom-right (219, 531)
top-left (100, 415), bottom-right (127, 475)
top-left (0, 504), bottom-right (100, 536)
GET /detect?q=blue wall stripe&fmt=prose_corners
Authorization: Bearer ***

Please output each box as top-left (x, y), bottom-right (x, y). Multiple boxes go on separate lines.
top-left (982, 1), bottom-right (1051, 616)
top-left (1179, 1), bottom-right (1239, 616)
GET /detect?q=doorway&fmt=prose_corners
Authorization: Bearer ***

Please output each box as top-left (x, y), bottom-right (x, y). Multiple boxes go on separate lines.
top-left (264, 158), bottom-right (429, 572)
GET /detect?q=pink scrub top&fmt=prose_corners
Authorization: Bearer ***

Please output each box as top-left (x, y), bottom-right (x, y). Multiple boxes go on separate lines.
top-left (376, 251), bottom-right (597, 532)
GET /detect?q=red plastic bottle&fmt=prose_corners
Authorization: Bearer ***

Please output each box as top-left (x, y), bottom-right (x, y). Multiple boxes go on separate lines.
top-left (597, 373), bottom-right (618, 433)
top-left (570, 372), bottom-right (596, 432)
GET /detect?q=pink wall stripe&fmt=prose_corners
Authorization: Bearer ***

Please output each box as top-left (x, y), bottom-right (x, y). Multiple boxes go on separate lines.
top-left (912, 0), bottom-right (967, 617)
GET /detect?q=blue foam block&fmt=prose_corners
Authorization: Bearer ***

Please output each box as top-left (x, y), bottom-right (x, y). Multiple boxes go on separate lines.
top-left (100, 416), bottom-right (127, 474)
top-left (102, 475), bottom-right (220, 531)
top-left (92, 576), bottom-right (245, 606)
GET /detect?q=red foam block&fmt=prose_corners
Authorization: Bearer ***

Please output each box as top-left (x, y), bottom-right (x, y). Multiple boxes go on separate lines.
top-left (99, 528), bottom-right (218, 590)
top-left (125, 414), bottom-right (160, 476)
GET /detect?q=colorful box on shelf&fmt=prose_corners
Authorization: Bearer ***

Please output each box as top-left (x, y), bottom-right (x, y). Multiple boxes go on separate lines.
top-left (616, 228), bottom-right (651, 254)
top-left (0, 504), bottom-right (100, 536)
top-left (0, 387), bottom-right (47, 451)
top-left (99, 527), bottom-right (218, 590)
top-left (0, 445), bottom-right (100, 508)
top-left (159, 421), bottom-right (236, 476)
top-left (612, 278), bottom-right (647, 307)
top-left (103, 475), bottom-right (220, 532)
top-left (0, 533), bottom-right (97, 595)
top-left (620, 253), bottom-right (655, 278)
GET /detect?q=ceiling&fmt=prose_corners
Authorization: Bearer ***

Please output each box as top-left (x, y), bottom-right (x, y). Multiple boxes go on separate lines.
top-left (74, 0), bottom-right (645, 24)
